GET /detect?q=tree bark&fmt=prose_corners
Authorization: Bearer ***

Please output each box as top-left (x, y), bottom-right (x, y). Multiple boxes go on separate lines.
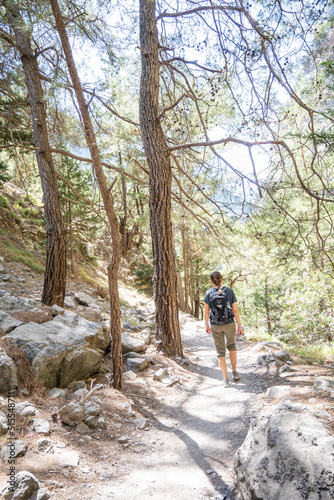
top-left (139, 0), bottom-right (183, 356)
top-left (50, 0), bottom-right (123, 389)
top-left (5, 2), bottom-right (67, 307)
top-left (181, 223), bottom-right (189, 313)
top-left (265, 278), bottom-right (272, 331)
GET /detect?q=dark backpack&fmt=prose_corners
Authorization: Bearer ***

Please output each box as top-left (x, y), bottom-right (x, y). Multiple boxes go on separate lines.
top-left (209, 286), bottom-right (232, 324)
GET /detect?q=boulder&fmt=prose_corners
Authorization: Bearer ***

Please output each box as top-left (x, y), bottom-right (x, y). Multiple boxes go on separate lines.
top-left (121, 332), bottom-right (147, 354)
top-left (133, 417), bottom-right (149, 430)
top-left (67, 380), bottom-right (86, 391)
top-left (59, 402), bottom-right (84, 427)
top-left (257, 351), bottom-right (292, 369)
top-left (2, 470), bottom-right (39, 500)
top-left (30, 487), bottom-right (51, 500)
top-left (0, 348), bottom-right (18, 393)
top-left (58, 347), bottom-right (102, 388)
top-left (0, 311), bottom-right (23, 333)
top-left (48, 388), bottom-right (68, 399)
top-left (126, 358), bottom-right (148, 372)
top-left (234, 400), bottom-right (334, 500)
top-left (3, 311), bottom-right (109, 388)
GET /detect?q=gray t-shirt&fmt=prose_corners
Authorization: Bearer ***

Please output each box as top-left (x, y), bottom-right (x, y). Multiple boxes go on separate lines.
top-left (204, 286), bottom-right (236, 325)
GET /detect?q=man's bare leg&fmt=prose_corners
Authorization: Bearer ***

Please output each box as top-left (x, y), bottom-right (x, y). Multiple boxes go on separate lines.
top-left (218, 356), bottom-right (228, 379)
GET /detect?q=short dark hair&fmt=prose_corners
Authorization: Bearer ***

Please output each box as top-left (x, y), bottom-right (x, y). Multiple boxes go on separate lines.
top-left (210, 271), bottom-right (223, 288)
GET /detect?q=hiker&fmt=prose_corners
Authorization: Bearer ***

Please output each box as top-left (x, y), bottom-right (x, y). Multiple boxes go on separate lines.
top-left (204, 271), bottom-right (243, 387)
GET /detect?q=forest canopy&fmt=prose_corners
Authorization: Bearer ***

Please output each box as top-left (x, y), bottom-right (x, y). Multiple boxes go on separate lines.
top-left (0, 0), bottom-right (333, 370)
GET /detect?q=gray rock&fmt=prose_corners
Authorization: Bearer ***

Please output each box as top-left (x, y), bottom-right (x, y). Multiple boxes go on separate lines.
top-left (63, 296), bottom-right (76, 309)
top-left (59, 402), bottom-right (84, 427)
top-left (313, 378), bottom-right (334, 392)
top-left (76, 422), bottom-right (91, 435)
top-left (58, 346), bottom-right (102, 388)
top-left (84, 415), bottom-right (98, 428)
top-left (234, 400), bottom-right (334, 500)
top-left (122, 351), bottom-right (144, 359)
top-left (0, 410), bottom-right (8, 435)
top-left (265, 385), bottom-right (292, 398)
top-left (279, 364), bottom-right (299, 374)
top-left (0, 348), bottom-right (18, 393)
top-left (153, 368), bottom-right (168, 381)
top-left (0, 311), bottom-right (23, 333)
top-left (16, 401), bottom-right (37, 417)
top-left (30, 487), bottom-right (52, 500)
top-left (58, 450), bottom-right (79, 467)
top-left (1, 440), bottom-right (28, 461)
top-left (0, 292), bottom-right (38, 312)
top-left (133, 417), bottom-right (149, 430)
top-left (97, 417), bottom-right (107, 430)
top-left (73, 388), bottom-right (85, 398)
top-left (3, 311), bottom-right (109, 388)
top-left (140, 327), bottom-right (154, 345)
top-left (118, 436), bottom-right (130, 444)
top-left (161, 376), bottom-right (180, 387)
top-left (50, 304), bottom-right (65, 317)
top-left (31, 418), bottom-right (50, 435)
top-left (48, 388), bottom-right (68, 398)
top-left (74, 292), bottom-right (98, 309)
top-left (126, 357), bottom-right (148, 372)
top-left (257, 350), bottom-right (292, 369)
top-left (37, 438), bottom-right (53, 453)
top-left (0, 274), bottom-right (11, 282)
top-left (0, 396), bottom-right (6, 406)
top-left (84, 402), bottom-right (101, 417)
top-left (123, 371), bottom-right (137, 380)
top-left (2, 470), bottom-right (39, 500)
top-left (121, 332), bottom-right (147, 353)
top-left (67, 380), bottom-right (86, 391)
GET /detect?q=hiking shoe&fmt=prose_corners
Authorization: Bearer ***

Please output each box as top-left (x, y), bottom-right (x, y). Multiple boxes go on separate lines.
top-left (232, 371), bottom-right (240, 381)
top-left (223, 378), bottom-right (230, 388)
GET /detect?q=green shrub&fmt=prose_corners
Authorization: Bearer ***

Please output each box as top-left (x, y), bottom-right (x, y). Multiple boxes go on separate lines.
top-left (9, 210), bottom-right (21, 224)
top-left (17, 199), bottom-right (26, 208)
top-left (24, 194), bottom-right (38, 205)
top-left (0, 195), bottom-right (9, 208)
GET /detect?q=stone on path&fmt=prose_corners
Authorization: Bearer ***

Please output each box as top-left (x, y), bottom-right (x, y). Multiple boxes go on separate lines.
top-left (50, 304), bottom-right (65, 317)
top-left (313, 377), bottom-right (334, 392)
top-left (37, 438), bottom-right (53, 453)
top-left (67, 380), bottom-right (86, 391)
top-left (16, 401), bottom-right (37, 417)
top-left (133, 418), bottom-right (149, 430)
top-left (48, 388), bottom-right (68, 399)
top-left (0, 440), bottom-right (28, 461)
top-left (234, 400), bottom-right (334, 500)
top-left (59, 402), bottom-right (84, 427)
top-left (265, 385), bottom-right (292, 398)
top-left (2, 471), bottom-right (39, 500)
top-left (121, 332), bottom-right (147, 354)
top-left (123, 370), bottom-right (137, 380)
top-left (31, 418), bottom-right (50, 435)
top-left (126, 357), bottom-right (148, 372)
top-left (58, 450), bottom-right (79, 467)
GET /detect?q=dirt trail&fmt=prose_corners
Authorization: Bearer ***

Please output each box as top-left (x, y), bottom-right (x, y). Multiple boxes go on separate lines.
top-left (102, 320), bottom-right (260, 500)
top-left (1, 312), bottom-right (332, 500)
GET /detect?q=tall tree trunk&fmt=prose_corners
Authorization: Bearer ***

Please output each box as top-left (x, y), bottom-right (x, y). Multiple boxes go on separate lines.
top-left (5, 2), bottom-right (66, 307)
top-left (265, 278), bottom-right (272, 331)
top-left (181, 223), bottom-right (189, 314)
top-left (139, 0), bottom-right (183, 356)
top-left (50, 0), bottom-right (123, 389)
top-left (176, 271), bottom-right (185, 311)
top-left (119, 151), bottom-right (128, 258)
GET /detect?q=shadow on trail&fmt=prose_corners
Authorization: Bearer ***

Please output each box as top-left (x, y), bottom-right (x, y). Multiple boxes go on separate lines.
top-left (127, 392), bottom-right (239, 498)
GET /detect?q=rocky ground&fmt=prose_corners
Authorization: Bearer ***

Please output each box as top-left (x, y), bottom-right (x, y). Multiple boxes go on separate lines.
top-left (0, 262), bottom-right (334, 500)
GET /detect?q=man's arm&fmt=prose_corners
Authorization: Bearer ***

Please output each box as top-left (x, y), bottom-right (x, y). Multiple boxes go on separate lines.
top-left (204, 303), bottom-right (211, 334)
top-left (232, 302), bottom-right (243, 336)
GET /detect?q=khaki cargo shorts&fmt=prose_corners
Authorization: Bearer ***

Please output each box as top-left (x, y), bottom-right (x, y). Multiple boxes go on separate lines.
top-left (211, 322), bottom-right (236, 357)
